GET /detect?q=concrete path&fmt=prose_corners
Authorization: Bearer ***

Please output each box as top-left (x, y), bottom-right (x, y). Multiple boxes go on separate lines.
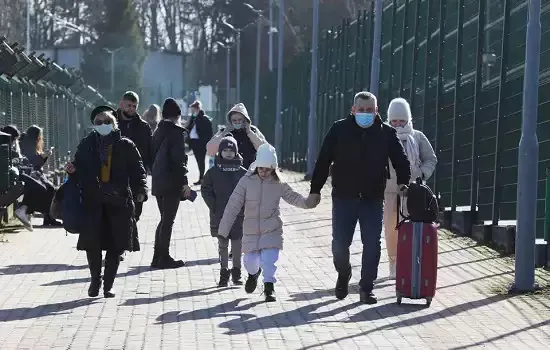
top-left (0, 160), bottom-right (549, 349)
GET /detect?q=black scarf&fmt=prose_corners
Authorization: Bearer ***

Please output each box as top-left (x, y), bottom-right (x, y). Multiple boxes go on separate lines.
top-left (215, 155), bottom-right (243, 171)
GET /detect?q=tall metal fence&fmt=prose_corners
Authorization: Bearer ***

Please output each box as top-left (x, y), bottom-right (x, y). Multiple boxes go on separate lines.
top-left (0, 37), bottom-right (110, 172)
top-left (242, 1), bottom-right (550, 238)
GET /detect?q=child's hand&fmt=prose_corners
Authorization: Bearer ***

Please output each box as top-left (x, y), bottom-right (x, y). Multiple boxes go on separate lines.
top-left (306, 194), bottom-right (321, 208)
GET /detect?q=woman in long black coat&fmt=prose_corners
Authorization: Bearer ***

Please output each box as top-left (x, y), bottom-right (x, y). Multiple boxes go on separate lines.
top-left (65, 105), bottom-right (147, 298)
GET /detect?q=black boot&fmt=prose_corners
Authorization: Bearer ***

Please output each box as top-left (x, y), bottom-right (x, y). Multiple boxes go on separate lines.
top-left (245, 268), bottom-right (262, 294)
top-left (156, 254), bottom-right (185, 269)
top-left (151, 250), bottom-right (160, 268)
top-left (231, 268), bottom-right (243, 285)
top-left (218, 268), bottom-right (230, 287)
top-left (88, 277), bottom-right (101, 297)
top-left (103, 252), bottom-right (121, 298)
top-left (43, 214), bottom-right (63, 227)
top-left (335, 267), bottom-right (352, 300)
top-left (264, 282), bottom-right (276, 302)
top-left (86, 251), bottom-right (102, 298)
top-left (359, 289), bottom-right (377, 305)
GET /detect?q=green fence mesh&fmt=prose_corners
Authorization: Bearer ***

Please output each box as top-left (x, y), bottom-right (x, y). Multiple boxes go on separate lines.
top-left (240, 0), bottom-right (550, 238)
top-left (0, 37), bottom-right (111, 178)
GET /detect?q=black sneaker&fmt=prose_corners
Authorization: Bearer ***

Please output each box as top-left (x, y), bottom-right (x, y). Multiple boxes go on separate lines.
top-left (335, 269), bottom-right (352, 300)
top-left (264, 282), bottom-right (276, 302)
top-left (359, 289), bottom-right (377, 305)
top-left (245, 268), bottom-right (262, 293)
top-left (218, 268), bottom-right (230, 287)
top-left (231, 268), bottom-right (243, 285)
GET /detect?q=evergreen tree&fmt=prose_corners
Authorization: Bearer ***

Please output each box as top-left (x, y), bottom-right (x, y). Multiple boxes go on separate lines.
top-left (81, 0), bottom-right (146, 103)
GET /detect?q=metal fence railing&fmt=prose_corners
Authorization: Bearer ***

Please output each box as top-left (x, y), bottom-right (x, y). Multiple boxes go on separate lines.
top-left (240, 1), bottom-right (550, 238)
top-left (0, 36), bottom-right (111, 174)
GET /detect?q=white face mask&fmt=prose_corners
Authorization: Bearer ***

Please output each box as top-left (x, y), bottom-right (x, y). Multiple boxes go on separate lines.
top-left (94, 124), bottom-right (114, 136)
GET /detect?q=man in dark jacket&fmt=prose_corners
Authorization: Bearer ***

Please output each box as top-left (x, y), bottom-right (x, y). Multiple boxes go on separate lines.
top-left (306, 91), bottom-right (411, 305)
top-left (151, 98), bottom-right (192, 269)
top-left (187, 100), bottom-right (213, 184)
top-left (117, 91), bottom-right (153, 222)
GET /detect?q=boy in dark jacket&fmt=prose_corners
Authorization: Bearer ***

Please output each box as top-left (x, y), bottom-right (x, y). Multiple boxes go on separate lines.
top-left (201, 136), bottom-right (246, 287)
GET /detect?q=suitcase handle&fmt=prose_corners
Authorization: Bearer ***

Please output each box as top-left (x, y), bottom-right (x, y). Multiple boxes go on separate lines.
top-left (395, 194), bottom-right (410, 230)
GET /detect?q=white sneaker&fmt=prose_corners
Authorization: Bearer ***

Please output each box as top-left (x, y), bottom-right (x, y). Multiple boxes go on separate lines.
top-left (15, 205), bottom-right (33, 232)
top-left (389, 258), bottom-right (396, 280)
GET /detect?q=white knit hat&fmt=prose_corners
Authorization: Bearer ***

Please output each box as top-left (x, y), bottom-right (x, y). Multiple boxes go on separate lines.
top-left (387, 98), bottom-right (412, 121)
top-left (251, 143), bottom-right (278, 170)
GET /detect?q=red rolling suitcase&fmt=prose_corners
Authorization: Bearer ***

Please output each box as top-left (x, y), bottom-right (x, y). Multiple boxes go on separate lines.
top-left (395, 197), bottom-right (438, 306)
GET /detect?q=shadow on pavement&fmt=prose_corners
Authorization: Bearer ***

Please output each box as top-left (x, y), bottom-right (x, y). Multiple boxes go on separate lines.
top-left (185, 258), bottom-right (220, 267)
top-left (297, 294), bottom-right (515, 349)
top-left (288, 281), bottom-right (394, 302)
top-left (41, 265), bottom-right (152, 286)
top-left (0, 264), bottom-right (88, 275)
top-left (0, 299), bottom-right (97, 322)
top-left (121, 286), bottom-right (233, 306)
top-left (155, 298), bottom-right (264, 325)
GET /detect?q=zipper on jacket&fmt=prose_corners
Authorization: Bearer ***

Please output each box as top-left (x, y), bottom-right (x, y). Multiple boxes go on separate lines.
top-left (258, 178), bottom-right (263, 248)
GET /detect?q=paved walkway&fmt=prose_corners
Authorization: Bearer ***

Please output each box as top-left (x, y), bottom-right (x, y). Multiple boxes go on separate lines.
top-left (1, 160), bottom-right (550, 349)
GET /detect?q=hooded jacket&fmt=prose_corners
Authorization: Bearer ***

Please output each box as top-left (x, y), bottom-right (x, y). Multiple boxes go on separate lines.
top-left (201, 154), bottom-right (247, 239)
top-left (206, 103), bottom-right (266, 169)
top-left (151, 120), bottom-right (189, 196)
top-left (116, 110), bottom-right (154, 171)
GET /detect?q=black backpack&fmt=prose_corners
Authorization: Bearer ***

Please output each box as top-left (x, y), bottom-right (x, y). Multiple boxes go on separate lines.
top-left (402, 177), bottom-right (439, 223)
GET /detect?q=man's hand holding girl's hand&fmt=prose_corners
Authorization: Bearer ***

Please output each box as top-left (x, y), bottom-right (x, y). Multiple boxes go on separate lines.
top-left (306, 193), bottom-right (321, 208)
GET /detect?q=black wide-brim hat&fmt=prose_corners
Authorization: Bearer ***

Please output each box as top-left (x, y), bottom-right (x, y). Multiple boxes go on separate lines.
top-left (90, 105), bottom-right (117, 122)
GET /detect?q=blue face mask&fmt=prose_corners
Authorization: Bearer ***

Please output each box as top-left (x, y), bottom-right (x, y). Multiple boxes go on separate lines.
top-left (355, 113), bottom-right (375, 128)
top-left (232, 123), bottom-right (243, 130)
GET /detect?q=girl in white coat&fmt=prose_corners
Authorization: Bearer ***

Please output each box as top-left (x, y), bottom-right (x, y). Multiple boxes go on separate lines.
top-left (384, 98), bottom-right (437, 279)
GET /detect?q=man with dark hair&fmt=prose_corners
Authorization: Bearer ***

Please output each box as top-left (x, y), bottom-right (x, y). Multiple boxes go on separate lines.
top-left (307, 91), bottom-right (411, 305)
top-left (117, 91), bottom-right (153, 222)
top-left (187, 100), bottom-right (213, 185)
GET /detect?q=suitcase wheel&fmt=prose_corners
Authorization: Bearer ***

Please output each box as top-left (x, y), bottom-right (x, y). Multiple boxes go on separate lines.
top-left (396, 291), bottom-right (402, 305)
top-left (426, 297), bottom-right (432, 307)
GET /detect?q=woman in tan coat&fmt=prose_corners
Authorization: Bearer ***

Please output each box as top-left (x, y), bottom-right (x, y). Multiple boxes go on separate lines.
top-left (218, 143), bottom-right (314, 302)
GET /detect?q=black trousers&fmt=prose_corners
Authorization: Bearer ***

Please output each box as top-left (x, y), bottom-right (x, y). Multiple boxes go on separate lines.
top-left (134, 201), bottom-right (143, 221)
top-left (154, 194), bottom-right (181, 256)
top-left (190, 139), bottom-right (207, 180)
top-left (20, 173), bottom-right (54, 214)
top-left (86, 249), bottom-right (123, 290)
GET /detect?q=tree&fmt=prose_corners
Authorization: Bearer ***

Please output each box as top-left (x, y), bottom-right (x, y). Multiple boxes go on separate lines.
top-left (80, 0), bottom-right (146, 102)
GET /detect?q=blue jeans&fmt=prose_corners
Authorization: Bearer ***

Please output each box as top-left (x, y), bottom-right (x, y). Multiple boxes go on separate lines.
top-left (332, 195), bottom-right (384, 292)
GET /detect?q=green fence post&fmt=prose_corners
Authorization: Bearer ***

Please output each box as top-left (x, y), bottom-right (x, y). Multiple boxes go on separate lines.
top-left (545, 168), bottom-right (550, 241)
top-left (421, 0), bottom-right (433, 133)
top-left (433, 0), bottom-right (447, 197)
top-left (491, 0), bottom-right (511, 226)
top-left (469, 0), bottom-right (486, 215)
top-left (399, 0), bottom-right (411, 95)
top-left (410, 0), bottom-right (422, 112)
top-left (387, 0), bottom-right (398, 104)
top-left (450, 0), bottom-right (465, 213)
